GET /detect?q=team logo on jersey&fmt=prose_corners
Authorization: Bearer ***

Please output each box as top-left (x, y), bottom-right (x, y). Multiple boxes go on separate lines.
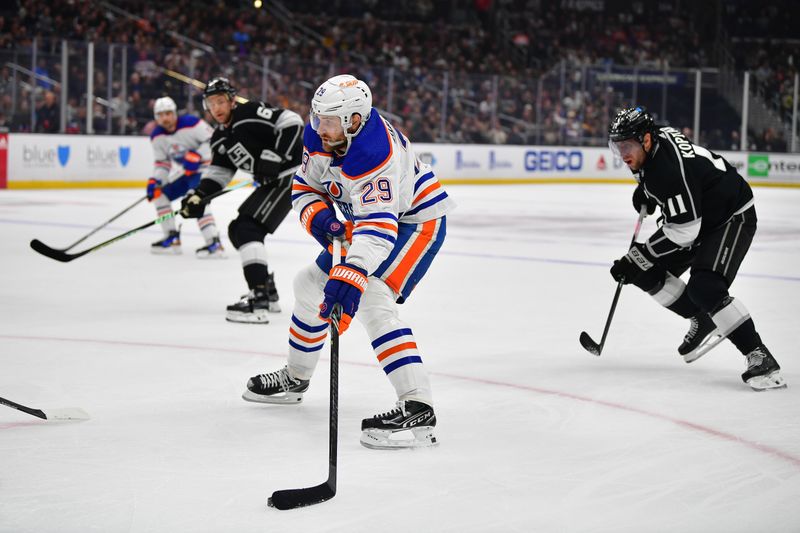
top-left (325, 180), bottom-right (343, 199)
top-left (227, 142), bottom-right (254, 172)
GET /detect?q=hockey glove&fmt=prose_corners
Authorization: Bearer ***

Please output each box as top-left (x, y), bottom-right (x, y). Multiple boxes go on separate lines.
top-left (319, 263), bottom-right (368, 335)
top-left (632, 184), bottom-right (657, 215)
top-left (146, 178), bottom-right (162, 202)
top-left (180, 188), bottom-right (208, 219)
top-left (300, 201), bottom-right (346, 249)
top-left (181, 150), bottom-right (203, 175)
top-left (610, 242), bottom-right (655, 285)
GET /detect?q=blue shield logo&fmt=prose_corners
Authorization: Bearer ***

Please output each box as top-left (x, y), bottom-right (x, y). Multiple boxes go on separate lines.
top-left (119, 146), bottom-right (131, 167)
top-left (57, 145), bottom-right (70, 167)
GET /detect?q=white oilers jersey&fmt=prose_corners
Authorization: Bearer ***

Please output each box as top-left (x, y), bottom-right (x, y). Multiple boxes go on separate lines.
top-left (149, 114), bottom-right (214, 183)
top-left (292, 109), bottom-right (455, 274)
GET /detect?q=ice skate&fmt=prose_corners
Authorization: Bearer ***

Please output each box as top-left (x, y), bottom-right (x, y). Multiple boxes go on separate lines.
top-left (679, 313), bottom-right (718, 363)
top-left (242, 366), bottom-right (310, 404)
top-left (360, 400), bottom-right (438, 450)
top-left (742, 345), bottom-right (787, 391)
top-left (150, 230), bottom-right (181, 254)
top-left (226, 290), bottom-right (270, 323)
top-left (195, 237), bottom-right (225, 259)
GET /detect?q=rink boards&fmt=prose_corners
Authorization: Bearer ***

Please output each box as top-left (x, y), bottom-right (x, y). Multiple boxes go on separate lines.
top-left (1, 133), bottom-right (798, 188)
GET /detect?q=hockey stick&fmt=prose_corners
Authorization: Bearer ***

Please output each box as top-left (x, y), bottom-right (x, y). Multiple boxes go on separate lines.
top-left (0, 396), bottom-right (90, 421)
top-left (55, 195), bottom-right (147, 252)
top-left (579, 206), bottom-right (648, 356)
top-left (268, 239), bottom-right (342, 510)
top-left (30, 181), bottom-right (250, 262)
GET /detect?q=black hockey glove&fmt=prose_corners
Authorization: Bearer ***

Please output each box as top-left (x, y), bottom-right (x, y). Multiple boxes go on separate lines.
top-left (180, 179), bottom-right (222, 218)
top-left (180, 189), bottom-right (208, 219)
top-left (632, 184), bottom-right (657, 215)
top-left (610, 242), bottom-right (655, 285)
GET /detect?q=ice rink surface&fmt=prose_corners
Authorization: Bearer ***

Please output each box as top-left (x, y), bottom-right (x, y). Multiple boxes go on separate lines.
top-left (1, 184), bottom-right (799, 532)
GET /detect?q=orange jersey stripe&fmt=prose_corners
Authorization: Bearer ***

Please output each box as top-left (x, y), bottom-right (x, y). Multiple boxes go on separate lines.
top-left (385, 220), bottom-right (437, 291)
top-left (376, 341), bottom-right (418, 362)
top-left (289, 327), bottom-right (327, 344)
top-left (292, 184), bottom-right (322, 194)
top-left (355, 221), bottom-right (398, 232)
top-left (413, 181), bottom-right (441, 203)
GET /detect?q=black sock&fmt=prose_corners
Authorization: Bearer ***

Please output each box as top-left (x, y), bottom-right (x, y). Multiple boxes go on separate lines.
top-left (244, 263), bottom-right (268, 291)
top-left (727, 319), bottom-right (762, 354)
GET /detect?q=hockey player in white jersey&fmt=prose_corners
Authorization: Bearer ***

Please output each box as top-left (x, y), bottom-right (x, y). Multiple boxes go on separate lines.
top-left (242, 75), bottom-right (455, 449)
top-left (147, 96), bottom-right (223, 257)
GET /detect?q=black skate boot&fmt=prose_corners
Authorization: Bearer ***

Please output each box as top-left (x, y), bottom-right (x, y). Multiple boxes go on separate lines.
top-left (679, 313), bottom-right (718, 363)
top-left (242, 366), bottom-right (310, 404)
top-left (151, 230), bottom-right (181, 254)
top-left (195, 237), bottom-right (225, 259)
top-left (360, 400), bottom-right (438, 450)
top-left (741, 345), bottom-right (786, 391)
top-left (265, 272), bottom-right (281, 313)
top-left (226, 290), bottom-right (270, 324)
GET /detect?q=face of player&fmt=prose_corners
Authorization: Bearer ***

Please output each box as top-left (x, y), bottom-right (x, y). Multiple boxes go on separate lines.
top-left (205, 94), bottom-right (233, 125)
top-left (313, 115), bottom-right (346, 150)
top-left (312, 113), bottom-right (361, 151)
top-left (610, 133), bottom-right (651, 172)
top-left (155, 111), bottom-right (177, 132)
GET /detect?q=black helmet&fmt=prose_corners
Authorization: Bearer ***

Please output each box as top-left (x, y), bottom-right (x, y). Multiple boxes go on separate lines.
top-left (203, 77), bottom-right (237, 101)
top-left (608, 106), bottom-right (655, 144)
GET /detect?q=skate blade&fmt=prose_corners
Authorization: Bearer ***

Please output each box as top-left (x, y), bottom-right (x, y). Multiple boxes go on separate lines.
top-left (195, 251), bottom-right (227, 259)
top-left (242, 390), bottom-right (304, 404)
top-left (360, 426), bottom-right (438, 450)
top-left (151, 247), bottom-right (182, 255)
top-left (226, 311), bottom-right (270, 324)
top-left (746, 371), bottom-right (787, 391)
top-left (683, 333), bottom-right (725, 363)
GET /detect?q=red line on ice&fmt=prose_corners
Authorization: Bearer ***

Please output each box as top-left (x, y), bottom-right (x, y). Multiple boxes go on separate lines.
top-left (2, 333), bottom-right (798, 469)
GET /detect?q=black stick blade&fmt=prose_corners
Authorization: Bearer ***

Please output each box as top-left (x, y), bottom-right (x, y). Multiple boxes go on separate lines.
top-left (579, 331), bottom-right (602, 356)
top-left (268, 483), bottom-right (335, 510)
top-left (30, 239), bottom-right (78, 262)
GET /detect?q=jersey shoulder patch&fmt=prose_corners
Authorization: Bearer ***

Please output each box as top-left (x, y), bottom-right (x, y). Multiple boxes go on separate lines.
top-left (176, 114), bottom-right (201, 129)
top-left (149, 125), bottom-right (166, 140)
top-left (341, 112), bottom-right (392, 179)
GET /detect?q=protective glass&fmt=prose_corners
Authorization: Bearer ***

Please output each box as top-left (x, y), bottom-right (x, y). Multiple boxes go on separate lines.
top-left (311, 114), bottom-right (343, 135)
top-left (608, 138), bottom-right (643, 160)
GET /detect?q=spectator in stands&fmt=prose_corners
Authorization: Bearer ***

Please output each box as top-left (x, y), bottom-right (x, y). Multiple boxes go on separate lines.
top-left (36, 90), bottom-right (60, 133)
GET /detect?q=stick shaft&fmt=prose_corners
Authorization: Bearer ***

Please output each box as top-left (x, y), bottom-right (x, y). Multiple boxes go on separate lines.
top-left (63, 195), bottom-right (147, 251)
top-left (595, 207), bottom-right (648, 352)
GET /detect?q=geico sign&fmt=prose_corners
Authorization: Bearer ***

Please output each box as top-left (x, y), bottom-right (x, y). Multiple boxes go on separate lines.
top-left (524, 150), bottom-right (583, 171)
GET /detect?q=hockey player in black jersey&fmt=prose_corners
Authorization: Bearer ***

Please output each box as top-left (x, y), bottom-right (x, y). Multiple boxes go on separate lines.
top-left (180, 78), bottom-right (304, 323)
top-left (607, 106), bottom-right (786, 391)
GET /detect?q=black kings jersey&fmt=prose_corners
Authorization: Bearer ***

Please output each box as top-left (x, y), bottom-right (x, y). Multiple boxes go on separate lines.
top-left (201, 101), bottom-right (304, 191)
top-left (639, 127), bottom-right (754, 258)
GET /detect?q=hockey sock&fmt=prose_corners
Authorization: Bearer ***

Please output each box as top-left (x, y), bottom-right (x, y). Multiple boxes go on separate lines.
top-left (286, 314), bottom-right (328, 380)
top-left (370, 326), bottom-right (433, 406)
top-left (648, 273), bottom-right (698, 318)
top-left (197, 213), bottom-right (219, 244)
top-left (239, 241), bottom-right (269, 290)
top-left (154, 194), bottom-right (176, 234)
top-left (727, 319), bottom-right (763, 354)
top-left (710, 297), bottom-right (761, 353)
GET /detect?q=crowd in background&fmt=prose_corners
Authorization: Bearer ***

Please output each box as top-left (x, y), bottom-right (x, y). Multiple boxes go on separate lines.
top-left (0, 0), bottom-right (795, 152)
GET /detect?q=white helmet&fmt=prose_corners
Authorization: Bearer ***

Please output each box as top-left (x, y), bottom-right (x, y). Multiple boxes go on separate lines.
top-left (310, 74), bottom-right (372, 145)
top-left (153, 96), bottom-right (177, 118)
